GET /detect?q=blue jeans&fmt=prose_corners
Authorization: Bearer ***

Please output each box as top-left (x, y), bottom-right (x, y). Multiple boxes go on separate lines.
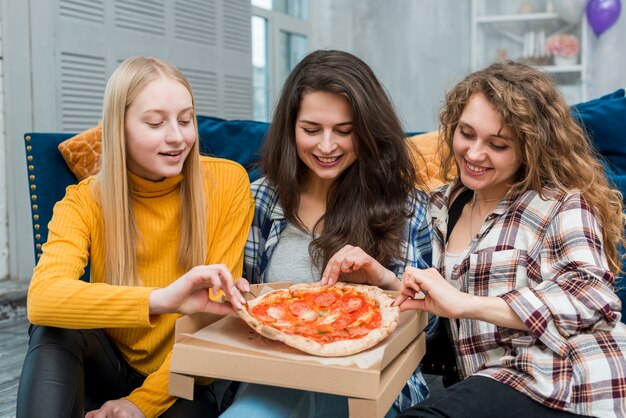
top-left (219, 383), bottom-right (401, 418)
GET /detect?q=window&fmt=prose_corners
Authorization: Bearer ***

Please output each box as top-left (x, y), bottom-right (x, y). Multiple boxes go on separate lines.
top-left (251, 0), bottom-right (309, 121)
top-left (278, 31), bottom-right (307, 89)
top-left (252, 16), bottom-right (269, 121)
top-left (252, 0), bottom-right (308, 19)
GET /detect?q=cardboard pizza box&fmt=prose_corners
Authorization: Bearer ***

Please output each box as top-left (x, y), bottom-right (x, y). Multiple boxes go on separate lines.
top-left (169, 282), bottom-right (428, 417)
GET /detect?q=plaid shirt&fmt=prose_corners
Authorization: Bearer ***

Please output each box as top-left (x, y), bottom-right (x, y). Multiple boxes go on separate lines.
top-left (244, 177), bottom-right (432, 411)
top-left (431, 182), bottom-right (626, 418)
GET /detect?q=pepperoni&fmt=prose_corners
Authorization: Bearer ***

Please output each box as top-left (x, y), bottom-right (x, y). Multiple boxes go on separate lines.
top-left (288, 301), bottom-right (310, 316)
top-left (250, 306), bottom-right (276, 323)
top-left (341, 296), bottom-right (363, 313)
top-left (288, 301), bottom-right (317, 321)
top-left (333, 315), bottom-right (353, 329)
top-left (314, 291), bottom-right (337, 307)
top-left (250, 288), bottom-right (384, 344)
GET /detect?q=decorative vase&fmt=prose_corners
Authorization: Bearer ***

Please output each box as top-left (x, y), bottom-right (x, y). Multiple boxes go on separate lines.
top-left (554, 55), bottom-right (578, 66)
top-left (519, 0), bottom-right (534, 13)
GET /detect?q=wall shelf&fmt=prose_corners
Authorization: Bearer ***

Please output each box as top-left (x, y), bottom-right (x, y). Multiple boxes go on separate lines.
top-left (475, 12), bottom-right (560, 24)
top-left (539, 64), bottom-right (583, 73)
top-left (471, 0), bottom-right (587, 104)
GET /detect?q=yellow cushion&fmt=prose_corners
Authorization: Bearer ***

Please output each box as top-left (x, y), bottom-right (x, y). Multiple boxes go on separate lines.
top-left (408, 131), bottom-right (447, 191)
top-left (58, 122), bottom-right (102, 181)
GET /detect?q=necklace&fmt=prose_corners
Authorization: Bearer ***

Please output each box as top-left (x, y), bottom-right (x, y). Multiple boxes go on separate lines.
top-left (469, 192), bottom-right (502, 240)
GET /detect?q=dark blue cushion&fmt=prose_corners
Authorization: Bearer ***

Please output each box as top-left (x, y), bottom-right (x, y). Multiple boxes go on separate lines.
top-left (197, 116), bottom-right (268, 182)
top-left (572, 89), bottom-right (626, 195)
top-left (571, 90), bottom-right (626, 322)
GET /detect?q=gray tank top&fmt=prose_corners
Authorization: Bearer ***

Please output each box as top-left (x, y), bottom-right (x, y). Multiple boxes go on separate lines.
top-left (265, 223), bottom-right (321, 283)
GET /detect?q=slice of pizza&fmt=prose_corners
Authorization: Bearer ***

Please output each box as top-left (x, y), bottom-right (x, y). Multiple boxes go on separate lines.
top-left (237, 282), bottom-right (400, 357)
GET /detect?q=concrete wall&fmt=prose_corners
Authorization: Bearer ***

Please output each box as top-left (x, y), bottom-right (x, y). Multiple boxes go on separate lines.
top-left (310, 0), bottom-right (472, 132)
top-left (587, 8), bottom-right (626, 98)
top-left (0, 10), bottom-right (8, 279)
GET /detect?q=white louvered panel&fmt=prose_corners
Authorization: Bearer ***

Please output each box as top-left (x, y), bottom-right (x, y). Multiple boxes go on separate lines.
top-left (60, 0), bottom-right (105, 24)
top-left (174, 0), bottom-right (217, 45)
top-left (60, 52), bottom-right (106, 132)
top-left (9, 0), bottom-right (256, 285)
top-left (223, 0), bottom-right (251, 53)
top-left (114, 0), bottom-right (165, 36)
top-left (181, 68), bottom-right (219, 117)
top-left (223, 75), bottom-right (252, 119)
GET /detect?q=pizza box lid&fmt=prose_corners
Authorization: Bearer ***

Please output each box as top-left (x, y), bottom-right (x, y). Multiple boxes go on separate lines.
top-left (169, 282), bottom-right (428, 402)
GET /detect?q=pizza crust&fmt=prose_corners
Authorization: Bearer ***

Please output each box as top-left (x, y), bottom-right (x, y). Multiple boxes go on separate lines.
top-left (237, 282), bottom-right (400, 357)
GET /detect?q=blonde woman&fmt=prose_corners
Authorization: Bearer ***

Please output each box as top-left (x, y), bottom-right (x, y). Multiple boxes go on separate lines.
top-left (17, 56), bottom-right (253, 418)
top-left (396, 61), bottom-right (626, 418)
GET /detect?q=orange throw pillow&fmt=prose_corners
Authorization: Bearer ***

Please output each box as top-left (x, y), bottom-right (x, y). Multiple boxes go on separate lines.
top-left (408, 131), bottom-right (449, 191)
top-left (58, 122), bottom-right (103, 181)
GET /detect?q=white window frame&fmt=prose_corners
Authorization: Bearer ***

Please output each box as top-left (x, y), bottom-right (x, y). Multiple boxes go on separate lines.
top-left (252, 4), bottom-right (310, 118)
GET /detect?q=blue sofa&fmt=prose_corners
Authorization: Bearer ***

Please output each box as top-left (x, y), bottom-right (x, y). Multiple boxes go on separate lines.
top-left (23, 90), bottom-right (626, 322)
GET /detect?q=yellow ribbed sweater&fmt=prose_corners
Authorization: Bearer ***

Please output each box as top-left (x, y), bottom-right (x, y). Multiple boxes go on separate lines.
top-left (27, 156), bottom-right (254, 417)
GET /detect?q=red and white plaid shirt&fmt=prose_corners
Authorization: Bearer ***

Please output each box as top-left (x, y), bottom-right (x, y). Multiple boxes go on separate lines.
top-left (430, 182), bottom-right (626, 417)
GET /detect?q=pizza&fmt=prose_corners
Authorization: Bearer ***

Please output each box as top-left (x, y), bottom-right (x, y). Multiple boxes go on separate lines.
top-left (237, 282), bottom-right (399, 357)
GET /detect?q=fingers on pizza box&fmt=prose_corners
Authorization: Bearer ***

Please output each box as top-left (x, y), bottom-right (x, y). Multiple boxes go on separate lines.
top-left (237, 282), bottom-right (399, 357)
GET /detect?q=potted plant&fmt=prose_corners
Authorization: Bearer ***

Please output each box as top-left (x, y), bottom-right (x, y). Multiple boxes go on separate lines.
top-left (545, 34), bottom-right (580, 66)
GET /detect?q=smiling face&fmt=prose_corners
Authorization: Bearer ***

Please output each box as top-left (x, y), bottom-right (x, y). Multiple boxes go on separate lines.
top-left (124, 76), bottom-right (196, 181)
top-left (295, 91), bottom-right (358, 191)
top-left (453, 93), bottom-right (522, 200)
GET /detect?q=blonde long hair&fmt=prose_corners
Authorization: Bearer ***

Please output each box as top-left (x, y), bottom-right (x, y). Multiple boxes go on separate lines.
top-left (98, 56), bottom-right (206, 286)
top-left (438, 61), bottom-right (625, 275)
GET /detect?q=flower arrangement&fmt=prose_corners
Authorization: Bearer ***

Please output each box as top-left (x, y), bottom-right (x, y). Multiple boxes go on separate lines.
top-left (544, 34), bottom-right (580, 57)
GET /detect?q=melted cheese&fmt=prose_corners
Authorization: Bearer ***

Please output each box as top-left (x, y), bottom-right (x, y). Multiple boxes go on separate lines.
top-left (298, 309), bottom-right (317, 321)
top-left (267, 306), bottom-right (286, 320)
top-left (319, 312), bottom-right (339, 325)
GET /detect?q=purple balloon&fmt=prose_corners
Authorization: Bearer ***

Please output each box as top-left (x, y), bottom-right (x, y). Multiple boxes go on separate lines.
top-left (586, 0), bottom-right (622, 36)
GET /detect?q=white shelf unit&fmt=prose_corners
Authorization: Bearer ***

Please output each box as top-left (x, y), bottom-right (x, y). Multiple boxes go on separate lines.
top-left (471, 0), bottom-right (588, 104)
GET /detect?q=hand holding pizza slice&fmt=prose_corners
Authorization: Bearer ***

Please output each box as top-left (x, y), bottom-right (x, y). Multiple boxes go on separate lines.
top-left (237, 282), bottom-right (399, 357)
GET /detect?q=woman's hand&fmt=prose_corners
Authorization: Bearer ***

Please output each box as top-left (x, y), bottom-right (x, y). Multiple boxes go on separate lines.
top-left (394, 267), bottom-right (529, 330)
top-left (394, 267), bottom-right (472, 318)
top-left (319, 245), bottom-right (400, 290)
top-left (149, 264), bottom-right (250, 315)
top-left (85, 399), bottom-right (144, 418)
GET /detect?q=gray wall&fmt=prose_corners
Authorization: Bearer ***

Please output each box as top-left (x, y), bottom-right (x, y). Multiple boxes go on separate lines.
top-left (310, 0), bottom-right (625, 132)
top-left (588, 9), bottom-right (626, 98)
top-left (310, 0), bottom-right (471, 132)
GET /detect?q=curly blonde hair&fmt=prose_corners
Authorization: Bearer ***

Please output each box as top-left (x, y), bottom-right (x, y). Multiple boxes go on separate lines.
top-left (438, 61), bottom-right (625, 275)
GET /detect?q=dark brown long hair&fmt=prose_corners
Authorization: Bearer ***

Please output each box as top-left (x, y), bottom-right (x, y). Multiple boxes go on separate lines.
top-left (262, 50), bottom-right (425, 269)
top-left (438, 61), bottom-right (624, 275)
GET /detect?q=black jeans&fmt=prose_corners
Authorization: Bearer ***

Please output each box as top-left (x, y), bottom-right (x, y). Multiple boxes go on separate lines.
top-left (16, 325), bottom-right (219, 418)
top-left (398, 376), bottom-right (586, 418)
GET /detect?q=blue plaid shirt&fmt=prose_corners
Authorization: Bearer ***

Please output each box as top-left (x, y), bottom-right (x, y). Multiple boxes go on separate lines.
top-left (244, 177), bottom-right (433, 411)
